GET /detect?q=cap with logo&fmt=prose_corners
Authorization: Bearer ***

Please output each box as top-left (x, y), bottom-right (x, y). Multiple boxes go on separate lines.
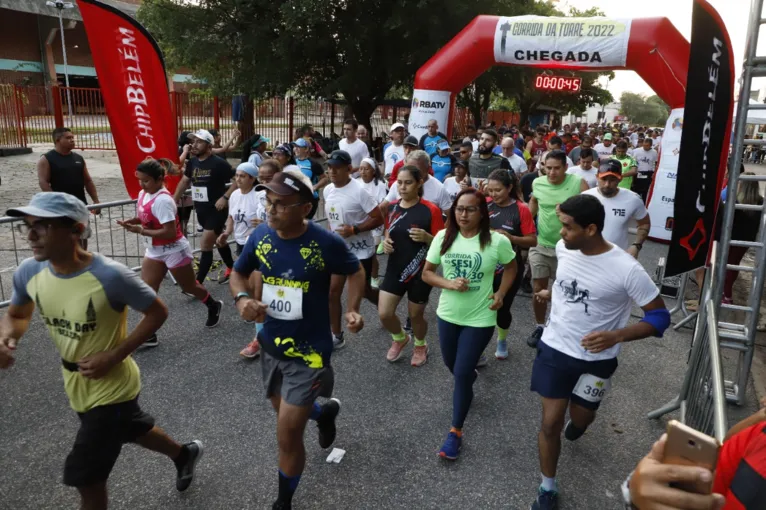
top-left (603, 133), bottom-right (613, 141)
top-left (6, 192), bottom-right (91, 238)
top-left (327, 150), bottom-right (352, 166)
top-left (598, 159), bottom-right (623, 180)
top-left (437, 141), bottom-right (451, 151)
top-left (404, 135), bottom-right (419, 147)
top-left (188, 129), bottom-right (214, 144)
top-left (273, 143), bottom-right (294, 157)
top-left (390, 122), bottom-right (406, 132)
top-left (256, 171), bottom-right (315, 202)
top-left (293, 138), bottom-right (310, 149)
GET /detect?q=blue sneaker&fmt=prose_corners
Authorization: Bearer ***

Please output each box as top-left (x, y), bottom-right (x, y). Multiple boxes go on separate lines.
top-left (531, 487), bottom-right (559, 510)
top-left (438, 431), bottom-right (462, 460)
top-left (495, 339), bottom-right (509, 360)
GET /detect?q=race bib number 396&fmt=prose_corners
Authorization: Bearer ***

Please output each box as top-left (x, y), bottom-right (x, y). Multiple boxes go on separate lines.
top-left (262, 284), bottom-right (303, 320)
top-left (572, 373), bottom-right (611, 403)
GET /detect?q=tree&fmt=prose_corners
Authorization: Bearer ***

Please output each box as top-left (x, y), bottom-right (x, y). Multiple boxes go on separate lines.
top-left (619, 92), bottom-right (669, 126)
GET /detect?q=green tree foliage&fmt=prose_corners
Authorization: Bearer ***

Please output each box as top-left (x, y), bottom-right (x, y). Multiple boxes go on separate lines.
top-left (619, 92), bottom-right (670, 126)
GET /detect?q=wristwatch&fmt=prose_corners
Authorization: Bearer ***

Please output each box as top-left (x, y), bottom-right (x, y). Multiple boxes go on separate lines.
top-left (233, 291), bottom-right (250, 305)
top-left (632, 242), bottom-right (643, 251)
top-left (352, 225), bottom-right (360, 235)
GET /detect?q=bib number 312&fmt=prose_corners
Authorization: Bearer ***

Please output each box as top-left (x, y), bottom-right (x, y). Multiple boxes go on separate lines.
top-left (572, 373), bottom-right (611, 403)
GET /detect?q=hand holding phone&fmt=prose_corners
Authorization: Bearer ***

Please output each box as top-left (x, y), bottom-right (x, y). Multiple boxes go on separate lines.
top-left (663, 420), bottom-right (721, 495)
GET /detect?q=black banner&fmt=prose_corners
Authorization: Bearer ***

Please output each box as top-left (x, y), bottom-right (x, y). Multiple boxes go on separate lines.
top-left (665, 0), bottom-right (734, 277)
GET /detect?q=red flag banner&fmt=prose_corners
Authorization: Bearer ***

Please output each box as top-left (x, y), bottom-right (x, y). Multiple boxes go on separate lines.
top-left (77, 0), bottom-right (178, 198)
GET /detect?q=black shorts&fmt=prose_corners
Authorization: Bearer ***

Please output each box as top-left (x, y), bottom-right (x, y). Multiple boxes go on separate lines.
top-left (195, 202), bottom-right (229, 234)
top-left (236, 242), bottom-right (245, 256)
top-left (178, 205), bottom-right (193, 223)
top-left (360, 256), bottom-right (373, 284)
top-left (379, 270), bottom-right (432, 304)
top-left (63, 397), bottom-right (155, 487)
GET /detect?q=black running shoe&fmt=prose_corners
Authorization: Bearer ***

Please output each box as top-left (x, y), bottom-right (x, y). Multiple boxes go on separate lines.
top-left (272, 500), bottom-right (292, 510)
top-left (527, 326), bottom-right (544, 348)
top-left (403, 317), bottom-right (413, 333)
top-left (143, 334), bottom-right (159, 348)
top-left (317, 398), bottom-right (341, 449)
top-left (564, 420), bottom-right (586, 441)
top-left (205, 300), bottom-right (223, 328)
top-left (175, 440), bottom-right (204, 492)
top-left (521, 277), bottom-right (533, 295)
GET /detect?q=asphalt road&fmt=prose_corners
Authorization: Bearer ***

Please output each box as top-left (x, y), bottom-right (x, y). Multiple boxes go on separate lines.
top-left (0, 239), bottom-right (760, 510)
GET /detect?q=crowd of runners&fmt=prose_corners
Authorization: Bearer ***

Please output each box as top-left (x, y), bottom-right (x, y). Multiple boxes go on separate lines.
top-left (1, 120), bottom-right (765, 510)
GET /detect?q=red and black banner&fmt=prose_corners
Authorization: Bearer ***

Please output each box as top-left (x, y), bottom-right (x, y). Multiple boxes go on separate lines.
top-left (77, 0), bottom-right (177, 198)
top-left (665, 0), bottom-right (734, 277)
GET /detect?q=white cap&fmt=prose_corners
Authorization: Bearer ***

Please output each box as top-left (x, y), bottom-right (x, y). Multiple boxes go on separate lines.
top-left (390, 122), bottom-right (406, 132)
top-left (188, 129), bottom-right (214, 144)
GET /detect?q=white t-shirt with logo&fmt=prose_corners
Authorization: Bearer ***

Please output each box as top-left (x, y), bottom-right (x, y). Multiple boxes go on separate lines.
top-left (384, 143), bottom-right (405, 176)
top-left (228, 188), bottom-right (261, 245)
top-left (594, 143), bottom-right (615, 162)
top-left (386, 176), bottom-right (452, 212)
top-left (253, 190), bottom-right (268, 224)
top-left (339, 138), bottom-right (370, 171)
top-left (583, 188), bottom-right (648, 250)
top-left (566, 165), bottom-right (598, 188)
top-left (542, 240), bottom-right (660, 361)
top-left (323, 178), bottom-right (379, 259)
top-left (357, 177), bottom-right (388, 238)
top-left (632, 148), bottom-right (659, 175)
top-left (442, 176), bottom-right (466, 203)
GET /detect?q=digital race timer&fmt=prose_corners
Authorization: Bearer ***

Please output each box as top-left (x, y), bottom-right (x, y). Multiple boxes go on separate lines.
top-left (534, 75), bottom-right (582, 92)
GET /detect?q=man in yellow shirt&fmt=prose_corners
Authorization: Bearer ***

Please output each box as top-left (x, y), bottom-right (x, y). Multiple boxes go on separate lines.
top-left (0, 192), bottom-right (203, 509)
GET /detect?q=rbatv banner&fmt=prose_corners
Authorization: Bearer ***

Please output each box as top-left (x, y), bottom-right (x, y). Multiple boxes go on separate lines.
top-left (665, 0), bottom-right (734, 277)
top-left (646, 109), bottom-right (683, 242)
top-left (408, 90), bottom-right (451, 141)
top-left (77, 0), bottom-right (178, 198)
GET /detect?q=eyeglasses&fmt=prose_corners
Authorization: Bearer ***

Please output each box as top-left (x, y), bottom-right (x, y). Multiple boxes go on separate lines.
top-left (264, 199), bottom-right (306, 214)
top-left (455, 206), bottom-right (479, 214)
top-left (15, 222), bottom-right (52, 237)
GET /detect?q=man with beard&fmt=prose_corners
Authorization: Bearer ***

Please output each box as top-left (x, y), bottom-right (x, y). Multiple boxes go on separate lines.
top-left (593, 133), bottom-right (615, 163)
top-left (468, 129), bottom-right (511, 188)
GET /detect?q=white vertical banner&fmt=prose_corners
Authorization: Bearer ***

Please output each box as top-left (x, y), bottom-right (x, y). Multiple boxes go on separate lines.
top-left (646, 108), bottom-right (684, 241)
top-left (407, 89), bottom-right (451, 140)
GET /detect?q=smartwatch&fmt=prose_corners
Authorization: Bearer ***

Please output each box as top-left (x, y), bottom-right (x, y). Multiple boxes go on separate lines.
top-left (632, 242), bottom-right (643, 251)
top-left (233, 291), bottom-right (250, 305)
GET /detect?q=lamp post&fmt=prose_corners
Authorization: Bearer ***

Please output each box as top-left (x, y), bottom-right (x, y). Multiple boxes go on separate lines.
top-left (46, 1), bottom-right (75, 126)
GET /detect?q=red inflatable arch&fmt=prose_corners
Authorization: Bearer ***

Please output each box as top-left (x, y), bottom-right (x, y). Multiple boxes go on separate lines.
top-left (408, 15), bottom-right (689, 139)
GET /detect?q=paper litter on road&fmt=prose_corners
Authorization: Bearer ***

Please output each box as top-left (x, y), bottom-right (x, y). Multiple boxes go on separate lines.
top-left (326, 448), bottom-right (346, 464)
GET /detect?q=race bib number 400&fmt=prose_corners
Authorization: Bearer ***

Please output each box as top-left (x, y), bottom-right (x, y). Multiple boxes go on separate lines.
top-left (262, 284), bottom-right (303, 320)
top-left (572, 373), bottom-right (611, 403)
top-left (192, 186), bottom-right (209, 202)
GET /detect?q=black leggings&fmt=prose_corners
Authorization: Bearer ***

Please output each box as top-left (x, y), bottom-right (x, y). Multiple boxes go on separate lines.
top-left (493, 265), bottom-right (522, 330)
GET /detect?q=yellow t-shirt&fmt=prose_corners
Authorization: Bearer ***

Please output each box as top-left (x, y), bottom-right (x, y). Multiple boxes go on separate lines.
top-left (12, 254), bottom-right (156, 413)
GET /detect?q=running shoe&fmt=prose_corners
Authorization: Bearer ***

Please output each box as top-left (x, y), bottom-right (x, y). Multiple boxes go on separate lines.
top-left (531, 487), bottom-right (559, 510)
top-left (520, 276), bottom-right (533, 295)
top-left (386, 334), bottom-right (410, 362)
top-left (317, 398), bottom-right (341, 449)
top-left (376, 243), bottom-right (384, 255)
top-left (564, 420), bottom-right (586, 441)
top-left (218, 267), bottom-right (232, 284)
top-left (272, 500), bottom-right (291, 510)
top-left (476, 354), bottom-right (488, 368)
top-left (175, 440), bottom-right (204, 492)
top-left (495, 339), bottom-right (509, 360)
top-left (527, 326), bottom-right (544, 348)
top-left (240, 338), bottom-right (261, 358)
top-left (370, 277), bottom-right (380, 290)
top-left (205, 300), bottom-right (223, 328)
top-left (411, 344), bottom-right (428, 367)
top-left (403, 317), bottom-right (413, 333)
top-left (438, 431), bottom-right (462, 460)
top-left (143, 333), bottom-right (159, 348)
top-left (332, 332), bottom-right (346, 350)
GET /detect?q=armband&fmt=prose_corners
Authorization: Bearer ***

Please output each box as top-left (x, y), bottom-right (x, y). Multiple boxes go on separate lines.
top-left (640, 308), bottom-right (670, 337)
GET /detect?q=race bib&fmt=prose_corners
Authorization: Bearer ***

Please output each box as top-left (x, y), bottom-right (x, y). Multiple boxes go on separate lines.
top-left (262, 283), bottom-right (303, 320)
top-left (572, 373), bottom-right (611, 403)
top-left (192, 186), bottom-right (209, 202)
top-left (325, 203), bottom-right (345, 230)
top-left (142, 235), bottom-right (153, 248)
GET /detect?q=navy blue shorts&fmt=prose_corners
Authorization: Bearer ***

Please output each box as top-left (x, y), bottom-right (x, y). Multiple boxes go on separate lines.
top-left (530, 340), bottom-right (619, 410)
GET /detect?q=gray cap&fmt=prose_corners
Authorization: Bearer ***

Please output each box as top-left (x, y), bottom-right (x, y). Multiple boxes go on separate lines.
top-left (404, 135), bottom-right (419, 147)
top-left (7, 192), bottom-right (90, 237)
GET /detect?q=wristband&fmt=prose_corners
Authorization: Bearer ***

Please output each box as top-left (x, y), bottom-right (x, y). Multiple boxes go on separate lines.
top-left (352, 225), bottom-right (360, 235)
top-left (632, 242), bottom-right (643, 251)
top-left (234, 291), bottom-right (250, 305)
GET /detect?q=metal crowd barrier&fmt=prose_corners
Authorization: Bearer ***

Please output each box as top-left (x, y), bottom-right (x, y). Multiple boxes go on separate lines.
top-left (0, 194), bottom-right (328, 309)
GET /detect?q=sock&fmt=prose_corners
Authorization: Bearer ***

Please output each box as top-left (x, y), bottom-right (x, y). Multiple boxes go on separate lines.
top-left (255, 322), bottom-right (264, 335)
top-left (201, 292), bottom-right (217, 309)
top-left (218, 244), bottom-right (234, 268)
top-left (449, 426), bottom-right (462, 438)
top-left (541, 474), bottom-right (557, 492)
top-left (309, 402), bottom-right (322, 421)
top-left (414, 337), bottom-right (426, 347)
top-left (497, 328), bottom-right (509, 342)
top-left (197, 251), bottom-right (214, 282)
top-left (536, 323), bottom-right (545, 329)
top-left (278, 470), bottom-right (302, 503)
top-left (173, 445), bottom-right (189, 468)
top-left (392, 330), bottom-right (406, 342)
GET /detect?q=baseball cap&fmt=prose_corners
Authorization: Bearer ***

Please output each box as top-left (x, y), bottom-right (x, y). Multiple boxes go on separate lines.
top-left (293, 138), bottom-right (310, 148)
top-left (327, 150), bottom-right (352, 166)
top-left (404, 135), bottom-right (419, 147)
top-left (236, 162), bottom-right (259, 178)
top-left (256, 171), bottom-right (315, 202)
top-left (251, 135), bottom-right (270, 148)
top-left (597, 160), bottom-right (623, 180)
top-left (603, 133), bottom-right (613, 141)
top-left (437, 141), bottom-right (450, 151)
top-left (7, 192), bottom-right (91, 238)
top-left (273, 143), bottom-right (293, 157)
top-left (188, 129), bottom-right (214, 144)
top-left (390, 122), bottom-right (406, 132)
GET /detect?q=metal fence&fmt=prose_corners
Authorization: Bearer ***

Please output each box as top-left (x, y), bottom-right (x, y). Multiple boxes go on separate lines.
top-left (0, 84), bottom-right (27, 149)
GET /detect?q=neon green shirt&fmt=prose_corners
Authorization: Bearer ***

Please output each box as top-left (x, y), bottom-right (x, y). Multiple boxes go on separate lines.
top-left (532, 173), bottom-right (582, 247)
top-left (612, 154), bottom-right (638, 189)
top-left (426, 231), bottom-right (515, 327)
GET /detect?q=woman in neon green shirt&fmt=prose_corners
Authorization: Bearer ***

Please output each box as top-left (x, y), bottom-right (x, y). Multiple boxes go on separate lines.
top-left (422, 188), bottom-right (517, 461)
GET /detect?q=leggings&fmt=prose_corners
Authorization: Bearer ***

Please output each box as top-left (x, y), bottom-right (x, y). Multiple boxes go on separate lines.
top-left (437, 318), bottom-right (495, 429)
top-left (493, 264), bottom-right (522, 330)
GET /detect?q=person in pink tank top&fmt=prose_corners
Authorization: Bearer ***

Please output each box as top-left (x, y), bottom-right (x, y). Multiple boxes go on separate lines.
top-left (117, 158), bottom-right (224, 347)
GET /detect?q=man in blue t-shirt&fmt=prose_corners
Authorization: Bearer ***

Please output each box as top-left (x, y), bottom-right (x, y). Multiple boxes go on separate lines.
top-left (230, 169), bottom-right (365, 510)
top-left (430, 141), bottom-right (457, 182)
top-left (293, 138), bottom-right (328, 199)
top-left (418, 119), bottom-right (448, 157)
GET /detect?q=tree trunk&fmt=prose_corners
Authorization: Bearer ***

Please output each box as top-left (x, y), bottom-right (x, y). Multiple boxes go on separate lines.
top-left (348, 97), bottom-right (376, 138)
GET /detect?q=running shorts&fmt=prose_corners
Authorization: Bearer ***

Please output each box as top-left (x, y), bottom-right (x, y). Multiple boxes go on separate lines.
top-left (529, 245), bottom-right (558, 280)
top-left (145, 242), bottom-right (194, 269)
top-left (260, 351), bottom-right (334, 407)
top-left (195, 202), bottom-right (229, 234)
top-left (379, 270), bottom-right (432, 304)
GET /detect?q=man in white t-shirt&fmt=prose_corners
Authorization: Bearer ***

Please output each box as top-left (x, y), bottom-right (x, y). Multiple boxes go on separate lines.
top-left (593, 133), bottom-right (615, 163)
top-left (338, 118), bottom-right (370, 177)
top-left (501, 136), bottom-right (527, 175)
top-left (565, 148), bottom-right (598, 188)
top-left (631, 137), bottom-right (659, 202)
top-left (582, 160), bottom-right (650, 258)
top-left (528, 193), bottom-right (669, 510)
top-left (381, 150), bottom-right (452, 214)
top-left (324, 149), bottom-right (384, 349)
top-left (384, 123), bottom-right (406, 176)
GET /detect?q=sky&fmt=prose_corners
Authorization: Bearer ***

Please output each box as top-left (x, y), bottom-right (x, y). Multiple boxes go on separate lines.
top-left (558, 0), bottom-right (761, 101)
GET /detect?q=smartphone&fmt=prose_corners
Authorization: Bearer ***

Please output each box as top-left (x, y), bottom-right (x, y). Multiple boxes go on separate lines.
top-left (663, 420), bottom-right (721, 494)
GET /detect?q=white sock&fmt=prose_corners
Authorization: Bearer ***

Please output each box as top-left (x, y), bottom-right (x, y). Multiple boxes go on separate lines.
top-left (536, 323), bottom-right (545, 329)
top-left (541, 474), bottom-right (557, 492)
